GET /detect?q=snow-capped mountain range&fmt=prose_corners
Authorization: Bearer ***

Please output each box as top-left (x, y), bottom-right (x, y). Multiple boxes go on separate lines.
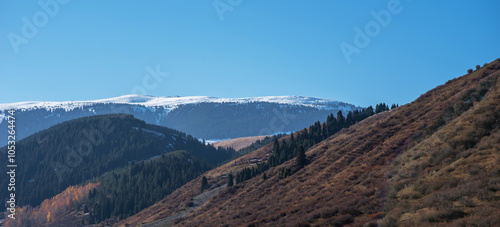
top-left (0, 95), bottom-right (349, 112)
top-left (0, 95), bottom-right (360, 146)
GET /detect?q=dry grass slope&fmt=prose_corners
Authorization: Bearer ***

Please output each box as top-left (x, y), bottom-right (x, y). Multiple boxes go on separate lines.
top-left (117, 59), bottom-right (500, 227)
top-left (212, 135), bottom-right (270, 151)
top-left (383, 66), bottom-right (500, 226)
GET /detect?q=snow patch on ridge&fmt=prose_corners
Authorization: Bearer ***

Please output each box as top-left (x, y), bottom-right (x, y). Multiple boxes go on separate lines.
top-left (0, 94), bottom-right (356, 112)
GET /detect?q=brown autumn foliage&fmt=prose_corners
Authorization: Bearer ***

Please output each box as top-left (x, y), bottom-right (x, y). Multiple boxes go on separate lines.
top-left (118, 59), bottom-right (499, 227)
top-left (4, 182), bottom-right (100, 227)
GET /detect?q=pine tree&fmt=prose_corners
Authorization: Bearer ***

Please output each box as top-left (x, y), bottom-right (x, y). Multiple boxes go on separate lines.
top-left (295, 145), bottom-right (306, 169)
top-left (227, 173), bottom-right (234, 187)
top-left (273, 138), bottom-right (280, 153)
top-left (366, 106), bottom-right (374, 116)
top-left (346, 111), bottom-right (353, 126)
top-left (376, 103), bottom-right (389, 113)
top-left (327, 113), bottom-right (334, 124)
top-left (336, 111), bottom-right (345, 128)
top-left (200, 176), bottom-right (208, 192)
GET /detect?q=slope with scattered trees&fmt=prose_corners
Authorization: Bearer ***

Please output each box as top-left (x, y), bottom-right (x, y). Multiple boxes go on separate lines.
top-left (173, 59), bottom-right (500, 226)
top-left (116, 103), bottom-right (398, 226)
top-left (116, 59), bottom-right (500, 226)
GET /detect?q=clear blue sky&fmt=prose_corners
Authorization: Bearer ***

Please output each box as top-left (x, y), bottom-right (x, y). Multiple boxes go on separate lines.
top-left (1, 0), bottom-right (499, 107)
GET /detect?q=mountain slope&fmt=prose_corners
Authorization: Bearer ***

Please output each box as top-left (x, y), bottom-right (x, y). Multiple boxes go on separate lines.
top-left (0, 96), bottom-right (360, 146)
top-left (118, 59), bottom-right (500, 226)
top-left (116, 136), bottom-right (280, 227)
top-left (212, 135), bottom-right (274, 151)
top-left (116, 106), bottom-right (380, 226)
top-left (0, 114), bottom-right (235, 209)
top-left (383, 67), bottom-right (500, 225)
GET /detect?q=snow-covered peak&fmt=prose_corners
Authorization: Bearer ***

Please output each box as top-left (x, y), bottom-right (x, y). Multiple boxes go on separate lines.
top-left (0, 95), bottom-right (353, 112)
top-left (98, 95), bottom-right (343, 107)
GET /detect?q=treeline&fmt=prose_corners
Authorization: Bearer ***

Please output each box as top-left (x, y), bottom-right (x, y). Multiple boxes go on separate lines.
top-left (0, 114), bottom-right (236, 209)
top-left (85, 150), bottom-right (215, 223)
top-left (237, 134), bottom-right (284, 155)
top-left (181, 133), bottom-right (238, 165)
top-left (234, 103), bottom-right (397, 184)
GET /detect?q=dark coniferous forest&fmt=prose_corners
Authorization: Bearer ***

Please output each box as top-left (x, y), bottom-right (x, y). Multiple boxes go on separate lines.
top-left (0, 114), bottom-right (236, 211)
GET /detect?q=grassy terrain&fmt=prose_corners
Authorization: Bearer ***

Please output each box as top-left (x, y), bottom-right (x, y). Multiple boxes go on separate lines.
top-left (115, 59), bottom-right (500, 226)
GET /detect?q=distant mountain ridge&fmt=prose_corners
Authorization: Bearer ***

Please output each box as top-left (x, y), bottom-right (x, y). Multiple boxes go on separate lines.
top-left (0, 95), bottom-right (360, 146)
top-left (0, 95), bottom-right (350, 111)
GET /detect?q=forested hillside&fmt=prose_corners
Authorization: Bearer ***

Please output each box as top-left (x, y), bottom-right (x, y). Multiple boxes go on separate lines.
top-left (0, 114), bottom-right (236, 210)
top-left (84, 150), bottom-right (215, 224)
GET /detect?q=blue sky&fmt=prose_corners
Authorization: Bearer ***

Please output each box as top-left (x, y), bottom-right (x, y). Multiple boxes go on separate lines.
top-left (1, 0), bottom-right (499, 107)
